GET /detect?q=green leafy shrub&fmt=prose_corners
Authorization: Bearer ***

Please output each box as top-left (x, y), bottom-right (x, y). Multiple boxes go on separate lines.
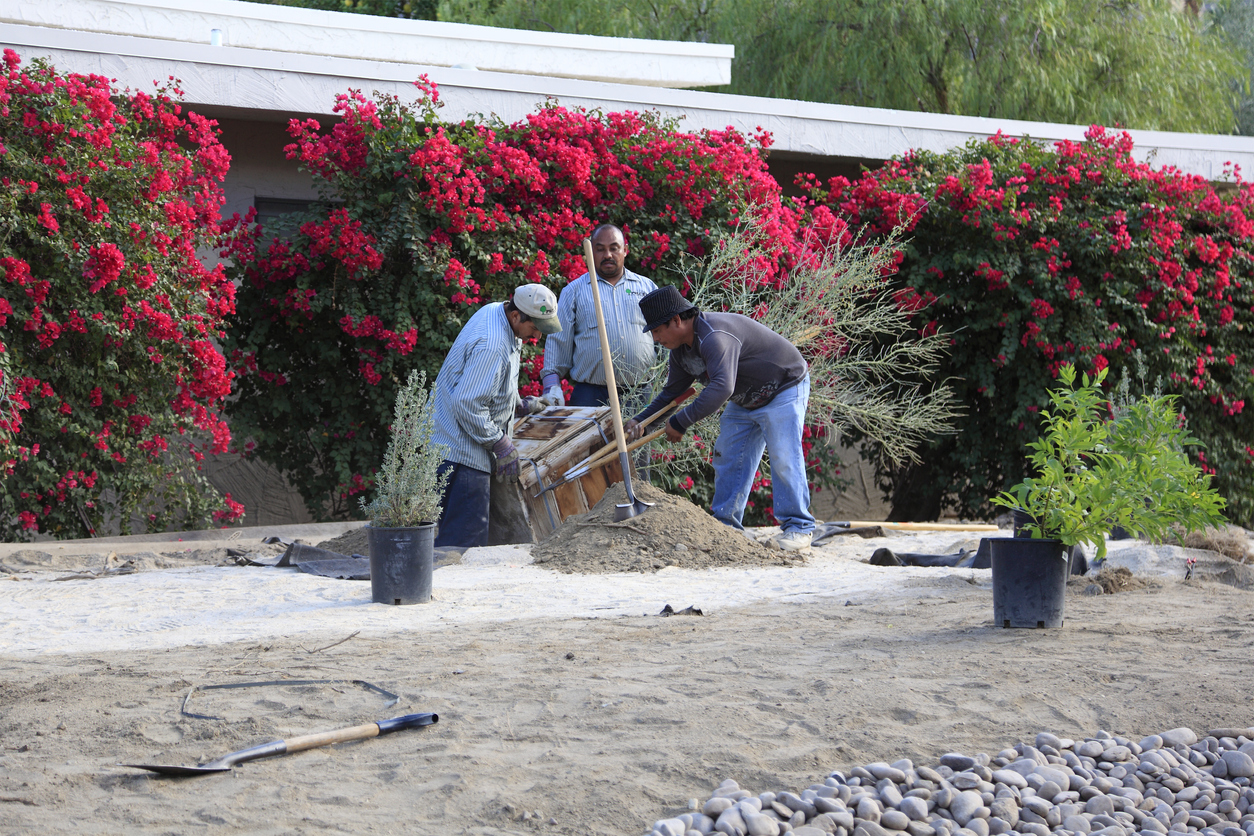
top-left (0, 52), bottom-right (241, 539)
top-left (992, 363), bottom-right (1227, 559)
top-left (809, 127), bottom-right (1254, 526)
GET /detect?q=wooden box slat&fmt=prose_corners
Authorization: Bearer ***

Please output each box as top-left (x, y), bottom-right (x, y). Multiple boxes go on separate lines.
top-left (511, 406), bottom-right (633, 542)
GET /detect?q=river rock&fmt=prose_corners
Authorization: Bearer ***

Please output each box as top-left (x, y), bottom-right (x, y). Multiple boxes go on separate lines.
top-left (950, 792), bottom-right (984, 826)
top-left (717, 806), bottom-right (747, 836)
top-left (655, 819), bottom-right (688, 836)
top-left (899, 797), bottom-right (929, 821)
top-left (942, 755), bottom-right (978, 772)
top-left (855, 822), bottom-right (893, 836)
top-left (858, 796), bottom-right (884, 822)
top-left (868, 763), bottom-right (909, 784)
top-left (1160, 728), bottom-right (1199, 748)
top-left (1221, 751), bottom-right (1254, 779)
top-left (882, 810), bottom-right (911, 831)
top-left (1078, 741), bottom-right (1106, 759)
top-left (744, 811), bottom-right (780, 836)
top-left (992, 770), bottom-right (1028, 789)
top-left (707, 798), bottom-right (736, 817)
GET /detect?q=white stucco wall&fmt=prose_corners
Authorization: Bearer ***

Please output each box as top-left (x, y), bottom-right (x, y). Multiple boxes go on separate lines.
top-left (0, 0), bottom-right (733, 88)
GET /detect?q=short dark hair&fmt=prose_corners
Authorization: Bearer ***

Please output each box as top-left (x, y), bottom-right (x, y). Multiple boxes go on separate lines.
top-left (679, 307), bottom-right (699, 321)
top-left (503, 299), bottom-right (532, 323)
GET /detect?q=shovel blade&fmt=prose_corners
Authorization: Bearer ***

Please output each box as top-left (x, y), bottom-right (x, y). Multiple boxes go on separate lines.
top-left (614, 500), bottom-right (653, 522)
top-left (120, 762), bottom-right (232, 776)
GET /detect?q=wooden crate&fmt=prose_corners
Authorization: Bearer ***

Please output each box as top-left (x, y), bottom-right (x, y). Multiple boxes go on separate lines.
top-left (511, 406), bottom-right (634, 542)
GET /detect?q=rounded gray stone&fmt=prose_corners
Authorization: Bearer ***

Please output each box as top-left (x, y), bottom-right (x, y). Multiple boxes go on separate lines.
top-left (993, 770), bottom-right (1028, 789)
top-left (655, 818), bottom-right (687, 836)
top-left (950, 792), bottom-right (984, 827)
top-left (858, 797), bottom-right (884, 823)
top-left (882, 811), bottom-right (911, 831)
top-left (744, 811), bottom-right (781, 836)
top-left (900, 798), bottom-right (929, 822)
top-left (856, 822), bottom-right (893, 836)
top-left (880, 784), bottom-right (905, 809)
top-left (966, 818), bottom-right (990, 836)
top-left (942, 755), bottom-right (978, 772)
top-left (988, 799), bottom-right (1018, 828)
top-left (1160, 729), bottom-right (1199, 748)
top-left (868, 763), bottom-right (909, 784)
top-left (1080, 742), bottom-right (1107, 759)
top-left (1037, 733), bottom-right (1064, 750)
top-left (1087, 796), bottom-right (1117, 817)
top-left (1222, 752), bottom-right (1254, 780)
top-left (1064, 815), bottom-right (1094, 833)
top-left (815, 798), bottom-right (847, 815)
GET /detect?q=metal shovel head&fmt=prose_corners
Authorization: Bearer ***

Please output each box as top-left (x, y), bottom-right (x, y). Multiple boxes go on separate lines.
top-left (613, 499), bottom-right (653, 521)
top-left (121, 762), bottom-right (233, 776)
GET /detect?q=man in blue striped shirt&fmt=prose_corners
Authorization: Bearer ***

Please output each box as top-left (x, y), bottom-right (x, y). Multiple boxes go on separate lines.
top-left (541, 224), bottom-right (658, 409)
top-left (432, 284), bottom-right (561, 548)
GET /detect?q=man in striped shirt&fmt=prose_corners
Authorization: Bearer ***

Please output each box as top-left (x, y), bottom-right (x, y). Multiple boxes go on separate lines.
top-left (431, 284), bottom-right (561, 548)
top-left (540, 224), bottom-right (658, 409)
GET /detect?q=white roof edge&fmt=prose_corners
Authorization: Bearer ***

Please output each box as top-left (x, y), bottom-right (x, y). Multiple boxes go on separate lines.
top-left (6, 22), bottom-right (1254, 179)
top-left (0, 0), bottom-right (732, 88)
top-left (10, 0), bottom-right (735, 57)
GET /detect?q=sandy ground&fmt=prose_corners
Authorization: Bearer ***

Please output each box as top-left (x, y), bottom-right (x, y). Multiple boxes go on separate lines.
top-left (1, 524), bottom-right (1252, 835)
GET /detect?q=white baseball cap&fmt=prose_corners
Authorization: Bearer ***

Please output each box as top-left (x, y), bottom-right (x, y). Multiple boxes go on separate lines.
top-left (513, 284), bottom-right (562, 334)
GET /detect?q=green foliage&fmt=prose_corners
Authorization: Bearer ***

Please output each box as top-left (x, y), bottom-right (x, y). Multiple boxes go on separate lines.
top-left (992, 364), bottom-right (1226, 559)
top-left (430, 0), bottom-right (1243, 133)
top-left (360, 371), bottom-right (450, 527)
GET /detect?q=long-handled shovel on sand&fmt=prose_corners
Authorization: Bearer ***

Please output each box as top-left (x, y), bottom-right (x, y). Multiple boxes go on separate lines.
top-left (121, 712), bottom-right (437, 776)
top-left (583, 237), bottom-right (651, 521)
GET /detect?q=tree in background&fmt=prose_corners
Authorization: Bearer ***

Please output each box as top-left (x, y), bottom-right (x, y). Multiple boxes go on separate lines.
top-left (0, 53), bottom-right (243, 540)
top-left (239, 0), bottom-right (438, 20)
top-left (233, 0), bottom-right (1248, 134)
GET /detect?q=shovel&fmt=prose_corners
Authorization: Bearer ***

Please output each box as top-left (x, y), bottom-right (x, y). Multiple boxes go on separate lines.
top-left (583, 237), bottom-right (651, 521)
top-left (121, 712), bottom-right (437, 776)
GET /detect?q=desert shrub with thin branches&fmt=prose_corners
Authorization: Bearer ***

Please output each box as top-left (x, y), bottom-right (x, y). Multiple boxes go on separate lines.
top-left (645, 218), bottom-right (959, 492)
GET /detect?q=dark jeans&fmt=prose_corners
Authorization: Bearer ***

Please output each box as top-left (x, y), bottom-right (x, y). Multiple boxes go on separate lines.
top-left (570, 381), bottom-right (650, 415)
top-left (435, 461), bottom-right (490, 548)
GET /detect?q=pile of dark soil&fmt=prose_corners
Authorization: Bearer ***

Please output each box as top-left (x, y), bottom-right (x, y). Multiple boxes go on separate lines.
top-left (531, 481), bottom-right (802, 574)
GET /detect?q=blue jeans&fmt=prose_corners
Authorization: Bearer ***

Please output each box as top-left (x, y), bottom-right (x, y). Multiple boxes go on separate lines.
top-left (710, 377), bottom-right (815, 534)
top-left (569, 381), bottom-right (650, 414)
top-left (435, 461), bottom-right (490, 548)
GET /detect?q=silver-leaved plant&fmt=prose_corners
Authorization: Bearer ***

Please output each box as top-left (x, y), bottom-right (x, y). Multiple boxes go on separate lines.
top-left (360, 371), bottom-right (450, 528)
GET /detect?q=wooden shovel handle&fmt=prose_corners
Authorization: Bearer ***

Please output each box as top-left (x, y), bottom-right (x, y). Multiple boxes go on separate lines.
top-left (577, 426), bottom-right (669, 476)
top-left (574, 387), bottom-right (694, 473)
top-left (285, 722), bottom-right (380, 754)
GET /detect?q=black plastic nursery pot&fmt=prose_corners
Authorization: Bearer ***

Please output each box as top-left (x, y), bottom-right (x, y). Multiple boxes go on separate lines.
top-left (989, 537), bottom-right (1069, 629)
top-left (367, 523), bottom-right (435, 605)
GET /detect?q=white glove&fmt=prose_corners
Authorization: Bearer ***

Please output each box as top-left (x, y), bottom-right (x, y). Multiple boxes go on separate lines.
top-left (542, 384), bottom-right (566, 407)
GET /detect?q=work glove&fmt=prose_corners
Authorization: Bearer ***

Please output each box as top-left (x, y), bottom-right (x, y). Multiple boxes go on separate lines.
top-left (541, 373), bottom-right (566, 407)
top-left (491, 434), bottom-right (520, 481)
top-left (515, 396), bottom-right (545, 418)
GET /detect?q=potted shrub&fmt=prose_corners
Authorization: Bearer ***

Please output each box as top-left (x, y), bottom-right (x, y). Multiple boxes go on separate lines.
top-left (990, 363), bottom-right (1226, 628)
top-left (360, 371), bottom-right (450, 605)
